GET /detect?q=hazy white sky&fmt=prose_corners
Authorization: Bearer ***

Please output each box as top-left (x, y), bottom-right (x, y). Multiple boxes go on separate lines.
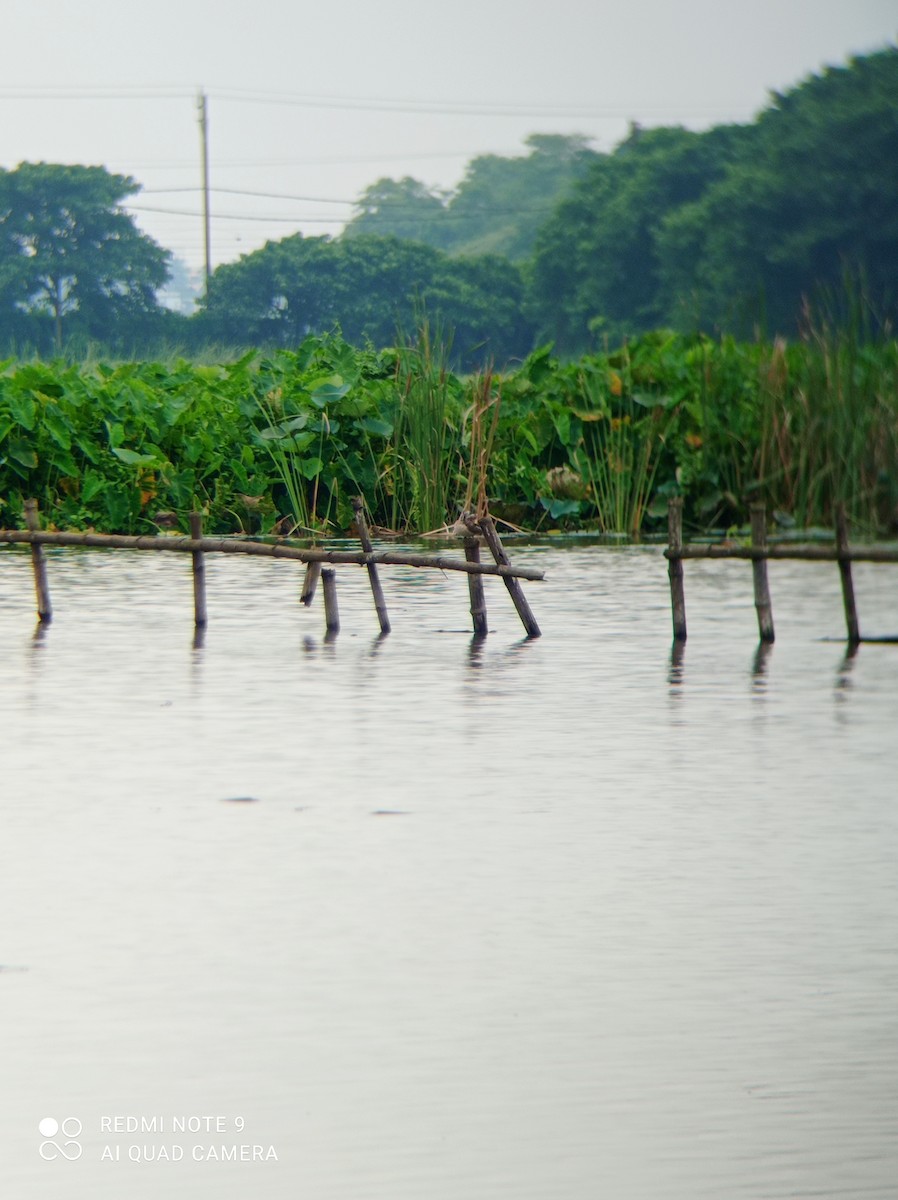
top-left (3, 0), bottom-right (895, 275)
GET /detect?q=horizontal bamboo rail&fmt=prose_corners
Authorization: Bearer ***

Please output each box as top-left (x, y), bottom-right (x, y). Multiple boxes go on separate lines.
top-left (665, 498), bottom-right (896, 645)
top-left (665, 544), bottom-right (898, 563)
top-left (2, 500), bottom-right (546, 639)
top-left (0, 528), bottom-right (545, 581)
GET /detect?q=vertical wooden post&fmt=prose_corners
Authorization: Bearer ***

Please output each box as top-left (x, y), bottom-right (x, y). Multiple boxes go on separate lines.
top-left (667, 498), bottom-right (687, 642)
top-left (474, 514), bottom-right (541, 638)
top-left (24, 499), bottom-right (52, 623)
top-left (189, 511), bottom-right (207, 627)
top-left (321, 567), bottom-right (340, 635)
top-left (835, 503), bottom-right (860, 645)
top-left (463, 537), bottom-right (488, 635)
top-left (300, 562), bottom-right (321, 606)
top-left (750, 503), bottom-right (774, 642)
top-left (352, 497), bottom-right (390, 634)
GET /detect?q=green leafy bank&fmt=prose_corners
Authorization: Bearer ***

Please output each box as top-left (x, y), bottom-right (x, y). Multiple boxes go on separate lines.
top-left (2, 325), bottom-right (897, 539)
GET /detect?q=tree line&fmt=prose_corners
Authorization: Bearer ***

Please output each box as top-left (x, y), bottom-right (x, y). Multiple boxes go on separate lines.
top-left (1, 47), bottom-right (895, 364)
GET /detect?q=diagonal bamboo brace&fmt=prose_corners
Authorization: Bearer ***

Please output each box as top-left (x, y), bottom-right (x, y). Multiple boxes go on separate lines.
top-left (24, 499), bottom-right (52, 623)
top-left (352, 497), bottom-right (390, 634)
top-left (464, 512), bottom-right (541, 638)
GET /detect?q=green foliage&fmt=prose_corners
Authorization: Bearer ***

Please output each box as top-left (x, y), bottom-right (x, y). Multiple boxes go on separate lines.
top-left (388, 318), bottom-right (464, 531)
top-left (195, 233), bottom-right (533, 370)
top-left (344, 135), bottom-right (598, 261)
top-left (529, 123), bottom-right (752, 350)
top-left (531, 48), bottom-right (898, 350)
top-left (2, 323), bottom-right (897, 540)
top-left (757, 298), bottom-right (898, 532)
top-left (657, 49), bottom-right (898, 336)
top-left (343, 177), bottom-right (452, 248)
top-left (0, 163), bottom-right (171, 354)
top-left (3, 53), bottom-right (897, 370)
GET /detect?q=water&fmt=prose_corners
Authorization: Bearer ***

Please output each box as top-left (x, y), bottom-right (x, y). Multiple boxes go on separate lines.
top-left (1, 542), bottom-right (896, 1198)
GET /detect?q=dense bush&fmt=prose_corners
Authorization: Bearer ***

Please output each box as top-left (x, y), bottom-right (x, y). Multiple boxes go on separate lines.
top-left (3, 326), bottom-right (897, 538)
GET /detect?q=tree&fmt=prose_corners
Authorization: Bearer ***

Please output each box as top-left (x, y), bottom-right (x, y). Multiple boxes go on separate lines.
top-left (344, 177), bottom-right (450, 247)
top-left (656, 48), bottom-right (898, 335)
top-left (194, 233), bottom-right (533, 368)
top-left (0, 162), bottom-right (170, 352)
top-left (439, 134), bottom-right (597, 260)
top-left (342, 135), bottom-right (598, 262)
top-left (529, 124), bottom-right (746, 350)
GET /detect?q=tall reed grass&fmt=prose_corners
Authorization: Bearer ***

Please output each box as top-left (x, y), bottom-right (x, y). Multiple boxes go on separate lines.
top-left (570, 355), bottom-right (676, 535)
top-left (757, 296), bottom-right (898, 533)
top-left (388, 319), bottom-right (463, 532)
top-left (5, 310), bottom-right (897, 539)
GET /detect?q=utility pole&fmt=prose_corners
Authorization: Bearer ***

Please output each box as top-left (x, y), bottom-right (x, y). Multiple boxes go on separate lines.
top-left (197, 90), bottom-right (212, 289)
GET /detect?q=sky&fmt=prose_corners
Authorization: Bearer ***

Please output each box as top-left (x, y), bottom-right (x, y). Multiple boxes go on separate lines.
top-left (2, 0), bottom-right (895, 282)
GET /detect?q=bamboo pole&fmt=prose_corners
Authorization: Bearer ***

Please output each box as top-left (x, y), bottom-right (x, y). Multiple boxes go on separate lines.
top-left (352, 497), bottom-right (390, 634)
top-left (463, 536), bottom-right (488, 635)
top-left (750, 504), bottom-right (775, 642)
top-left (835, 504), bottom-right (860, 645)
top-left (664, 544), bottom-right (898, 563)
top-left (468, 513), bottom-right (541, 638)
top-left (24, 500), bottom-right (52, 623)
top-left (0, 529), bottom-right (545, 580)
top-left (667, 498), bottom-right (687, 641)
top-left (189, 512), bottom-right (207, 626)
top-left (321, 568), bottom-right (340, 635)
top-left (300, 561), bottom-right (321, 606)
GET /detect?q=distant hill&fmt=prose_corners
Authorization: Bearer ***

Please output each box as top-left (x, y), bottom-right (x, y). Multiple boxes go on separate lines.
top-left (343, 134), bottom-right (598, 262)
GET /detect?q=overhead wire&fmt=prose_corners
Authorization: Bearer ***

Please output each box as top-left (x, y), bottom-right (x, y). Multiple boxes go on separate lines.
top-left (0, 82), bottom-right (754, 270)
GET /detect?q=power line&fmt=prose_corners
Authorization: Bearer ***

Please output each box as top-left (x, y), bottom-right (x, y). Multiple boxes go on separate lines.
top-left (142, 186), bottom-right (359, 205)
top-left (0, 85), bottom-right (193, 100)
top-left (127, 204), bottom-right (343, 224)
top-left (127, 198), bottom-right (561, 223)
top-left (95, 149), bottom-right (554, 193)
top-left (211, 85), bottom-right (738, 120)
top-left (128, 149), bottom-right (479, 171)
top-left (0, 81), bottom-right (751, 121)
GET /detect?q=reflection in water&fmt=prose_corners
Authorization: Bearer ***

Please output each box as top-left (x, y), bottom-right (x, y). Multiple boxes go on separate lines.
top-left (1, 545), bottom-right (897, 1200)
top-left (751, 639), bottom-right (774, 691)
top-left (667, 639), bottom-right (686, 690)
top-left (31, 621), bottom-right (51, 649)
top-left (368, 631), bottom-right (390, 658)
top-left (834, 641), bottom-right (860, 706)
top-left (467, 631), bottom-right (488, 669)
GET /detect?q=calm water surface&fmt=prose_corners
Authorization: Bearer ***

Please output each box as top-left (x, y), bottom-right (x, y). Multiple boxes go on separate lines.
top-left (1, 542), bottom-right (896, 1199)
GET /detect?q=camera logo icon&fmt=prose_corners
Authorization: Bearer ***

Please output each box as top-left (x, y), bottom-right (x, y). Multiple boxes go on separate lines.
top-left (39, 1117), bottom-right (83, 1160)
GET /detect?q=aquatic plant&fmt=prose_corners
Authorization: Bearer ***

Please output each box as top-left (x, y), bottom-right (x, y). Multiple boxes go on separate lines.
top-left (2, 320), bottom-right (897, 538)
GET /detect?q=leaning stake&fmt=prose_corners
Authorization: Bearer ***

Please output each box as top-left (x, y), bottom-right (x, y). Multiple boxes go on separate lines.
top-left (300, 561), bottom-right (321, 606)
top-left (750, 503), bottom-right (774, 642)
top-left (352, 497), bottom-right (390, 634)
top-left (835, 503), bottom-right (860, 645)
top-left (24, 499), bottom-right (52, 622)
top-left (189, 512), bottom-right (207, 626)
top-left (471, 513), bottom-right (540, 638)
